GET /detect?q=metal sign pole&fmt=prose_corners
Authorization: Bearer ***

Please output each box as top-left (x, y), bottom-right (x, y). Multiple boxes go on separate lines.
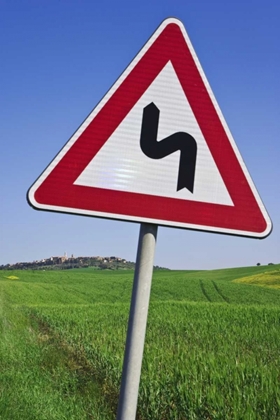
top-left (117, 222), bottom-right (158, 420)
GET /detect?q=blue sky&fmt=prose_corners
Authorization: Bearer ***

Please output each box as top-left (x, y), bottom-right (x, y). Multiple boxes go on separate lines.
top-left (1, 1), bottom-right (279, 269)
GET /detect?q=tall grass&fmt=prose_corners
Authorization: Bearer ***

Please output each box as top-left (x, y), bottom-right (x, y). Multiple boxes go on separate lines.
top-left (29, 301), bottom-right (280, 419)
top-left (1, 264), bottom-right (280, 419)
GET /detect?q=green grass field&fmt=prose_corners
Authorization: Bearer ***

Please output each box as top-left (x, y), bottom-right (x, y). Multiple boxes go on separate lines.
top-left (1, 264), bottom-right (280, 419)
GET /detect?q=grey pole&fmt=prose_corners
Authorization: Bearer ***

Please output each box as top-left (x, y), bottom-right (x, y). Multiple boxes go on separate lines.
top-left (117, 222), bottom-right (158, 420)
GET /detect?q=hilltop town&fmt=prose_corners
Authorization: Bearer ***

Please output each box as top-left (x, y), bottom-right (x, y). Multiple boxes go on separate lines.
top-left (0, 253), bottom-right (167, 271)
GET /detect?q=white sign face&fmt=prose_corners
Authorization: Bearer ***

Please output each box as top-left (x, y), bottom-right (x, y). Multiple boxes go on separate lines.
top-left (75, 61), bottom-right (233, 207)
top-left (28, 18), bottom-right (272, 238)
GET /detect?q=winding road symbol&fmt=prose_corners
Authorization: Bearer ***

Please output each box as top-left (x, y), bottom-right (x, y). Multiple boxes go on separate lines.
top-left (140, 102), bottom-right (197, 193)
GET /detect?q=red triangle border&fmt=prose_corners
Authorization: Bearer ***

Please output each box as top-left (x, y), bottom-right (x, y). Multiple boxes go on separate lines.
top-left (28, 18), bottom-right (271, 238)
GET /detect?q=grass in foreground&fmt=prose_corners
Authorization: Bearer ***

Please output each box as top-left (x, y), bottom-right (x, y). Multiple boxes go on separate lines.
top-left (0, 298), bottom-right (115, 419)
top-left (1, 264), bottom-right (280, 419)
top-left (29, 301), bottom-right (280, 420)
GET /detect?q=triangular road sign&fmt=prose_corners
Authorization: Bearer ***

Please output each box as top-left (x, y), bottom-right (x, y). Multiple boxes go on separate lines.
top-left (28, 18), bottom-right (272, 238)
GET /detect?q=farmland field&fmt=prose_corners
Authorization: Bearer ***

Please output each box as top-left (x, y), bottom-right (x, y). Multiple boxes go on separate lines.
top-left (1, 264), bottom-right (280, 419)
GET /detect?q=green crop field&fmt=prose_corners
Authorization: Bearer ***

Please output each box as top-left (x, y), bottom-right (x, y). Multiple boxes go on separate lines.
top-left (1, 264), bottom-right (280, 419)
